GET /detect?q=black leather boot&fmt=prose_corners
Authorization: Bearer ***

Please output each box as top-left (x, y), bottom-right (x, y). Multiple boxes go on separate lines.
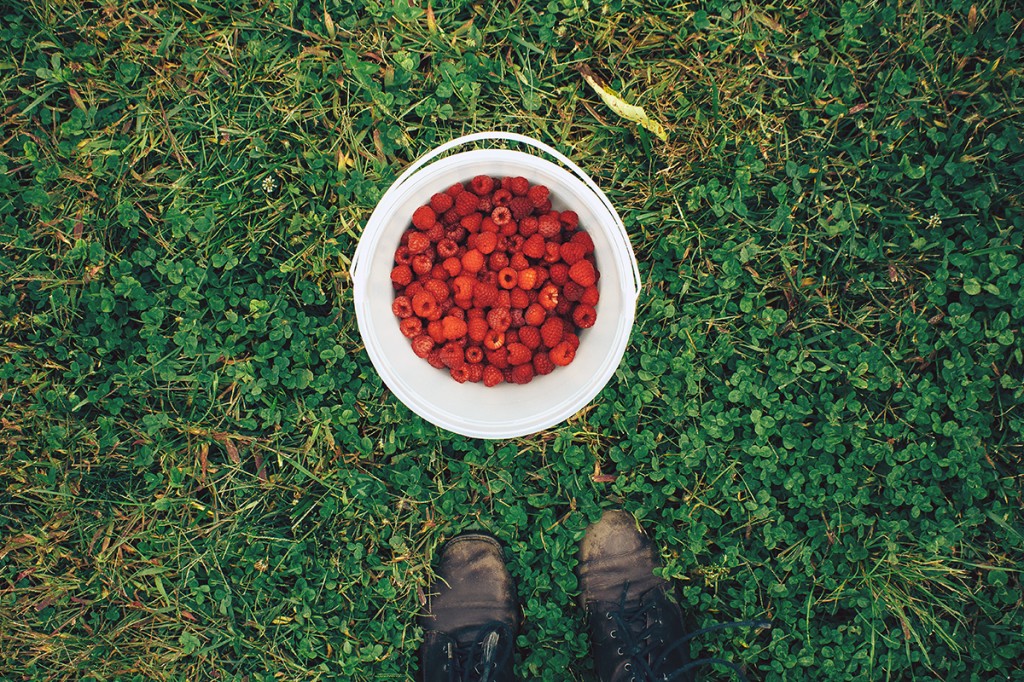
top-left (578, 510), bottom-right (768, 682)
top-left (420, 533), bottom-right (520, 682)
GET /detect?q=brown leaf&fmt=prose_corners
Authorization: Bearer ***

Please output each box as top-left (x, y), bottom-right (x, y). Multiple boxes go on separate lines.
top-left (254, 451), bottom-right (267, 483)
top-left (591, 474), bottom-right (618, 483)
top-left (212, 433), bottom-right (241, 464)
top-left (848, 102), bottom-right (868, 115)
top-left (197, 442), bottom-right (209, 482)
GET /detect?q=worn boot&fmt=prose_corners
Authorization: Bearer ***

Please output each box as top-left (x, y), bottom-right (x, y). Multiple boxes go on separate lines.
top-left (578, 510), bottom-right (767, 682)
top-left (420, 532), bottom-right (520, 682)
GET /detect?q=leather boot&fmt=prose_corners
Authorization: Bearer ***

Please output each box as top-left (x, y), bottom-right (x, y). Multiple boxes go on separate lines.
top-left (420, 533), bottom-right (520, 682)
top-left (578, 510), bottom-right (769, 682)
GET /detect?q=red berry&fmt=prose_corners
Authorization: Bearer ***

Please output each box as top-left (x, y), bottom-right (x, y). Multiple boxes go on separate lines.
top-left (559, 242), bottom-right (586, 265)
top-left (471, 175), bottom-right (495, 196)
top-left (533, 352), bottom-right (554, 375)
top-left (511, 364), bottom-right (534, 384)
top-left (538, 213), bottom-right (560, 238)
top-left (525, 303), bottom-right (547, 327)
top-left (450, 366), bottom-right (470, 383)
top-left (522, 234), bottom-right (545, 259)
top-left (467, 317), bottom-right (489, 343)
top-left (568, 260), bottom-right (597, 286)
top-left (483, 365), bottom-right (504, 387)
top-left (407, 231), bottom-right (430, 254)
top-left (454, 191), bottom-right (480, 217)
top-left (571, 230), bottom-right (594, 253)
top-left (412, 205), bottom-right (437, 230)
top-left (564, 281), bottom-right (585, 302)
top-left (473, 282), bottom-right (498, 308)
top-left (391, 265), bottom-right (413, 287)
top-left (550, 341), bottom-right (576, 367)
top-left (487, 307), bottom-right (512, 333)
top-left (411, 335), bottom-right (434, 358)
top-left (508, 176), bottom-right (529, 196)
top-left (412, 291), bottom-right (439, 319)
top-left (440, 342), bottom-right (465, 369)
top-left (540, 317), bottom-right (565, 348)
top-left (560, 210), bottom-right (579, 230)
top-left (430, 193), bottom-right (454, 213)
top-left (442, 316), bottom-right (468, 340)
top-left (507, 342), bottom-right (531, 365)
top-left (400, 317), bottom-right (422, 338)
top-left (392, 296), bottom-right (413, 318)
top-left (527, 184), bottom-right (549, 207)
top-left (572, 304), bottom-right (597, 329)
top-left (467, 363), bottom-right (484, 383)
top-left (518, 325), bottom-right (541, 350)
top-left (581, 285), bottom-right (600, 306)
top-left (509, 196), bottom-right (533, 220)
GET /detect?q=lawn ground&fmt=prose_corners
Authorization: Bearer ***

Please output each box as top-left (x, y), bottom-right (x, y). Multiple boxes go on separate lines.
top-left (1, 1), bottom-right (1022, 680)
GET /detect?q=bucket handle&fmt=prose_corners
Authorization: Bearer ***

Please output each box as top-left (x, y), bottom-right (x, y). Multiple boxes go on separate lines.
top-left (352, 132), bottom-right (642, 301)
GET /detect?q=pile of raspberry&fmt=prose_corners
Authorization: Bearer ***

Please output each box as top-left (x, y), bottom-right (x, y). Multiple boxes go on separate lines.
top-left (390, 175), bottom-right (600, 386)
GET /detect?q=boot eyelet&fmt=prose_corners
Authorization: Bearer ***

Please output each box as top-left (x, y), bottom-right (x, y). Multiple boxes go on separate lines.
top-left (609, 629), bottom-right (617, 639)
top-left (617, 647), bottom-right (624, 655)
top-left (624, 663), bottom-right (632, 672)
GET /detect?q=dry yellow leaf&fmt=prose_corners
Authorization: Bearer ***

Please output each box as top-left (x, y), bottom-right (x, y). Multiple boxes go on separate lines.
top-left (577, 65), bottom-right (667, 142)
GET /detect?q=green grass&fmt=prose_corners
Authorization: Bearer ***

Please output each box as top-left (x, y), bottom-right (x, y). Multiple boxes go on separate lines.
top-left (1, 1), bottom-right (1022, 680)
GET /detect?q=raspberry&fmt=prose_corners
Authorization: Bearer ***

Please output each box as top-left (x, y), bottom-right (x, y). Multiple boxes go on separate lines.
top-left (518, 325), bottom-right (541, 350)
top-left (508, 176), bottom-right (529, 196)
top-left (412, 291), bottom-right (439, 319)
top-left (392, 296), bottom-right (413, 318)
top-left (571, 230), bottom-right (594, 253)
top-left (486, 346), bottom-right (509, 368)
top-left (536, 199), bottom-right (553, 214)
top-left (564, 333), bottom-right (580, 351)
top-left (450, 366), bottom-right (470, 383)
top-left (511, 364), bottom-right (534, 384)
top-left (391, 265), bottom-right (413, 287)
top-left (411, 253), bottom-right (433, 276)
top-left (491, 206), bottom-right (512, 226)
top-left (544, 241), bottom-right (561, 264)
top-left (564, 281), bottom-right (585, 302)
top-left (560, 210), bottom-right (579, 230)
top-left (538, 213), bottom-right (561, 238)
top-left (446, 182), bottom-right (466, 197)
top-left (407, 232), bottom-right (430, 254)
top-left (549, 263), bottom-right (569, 285)
top-left (573, 304), bottom-right (597, 329)
top-left (426, 224), bottom-right (445, 242)
top-left (443, 256), bottom-right (462, 278)
top-left (395, 245), bottom-right (412, 265)
top-left (510, 252), bottom-right (530, 271)
top-left (509, 287), bottom-right (529, 309)
top-left (405, 281), bottom-right (425, 298)
top-left (483, 365), bottom-right (504, 387)
top-left (525, 303), bottom-right (547, 327)
top-left (454, 191), bottom-right (480, 217)
top-left (533, 352), bottom-right (554, 375)
top-left (476, 231), bottom-right (498, 254)
top-left (412, 205), bottom-right (437, 230)
top-left (492, 188), bottom-right (512, 206)
top-left (555, 298), bottom-right (571, 316)
top-left (522, 234), bottom-right (545, 259)
top-left (559, 242), bottom-right (586, 265)
top-left (441, 208), bottom-right (460, 227)
top-left (473, 282), bottom-right (498, 308)
top-left (467, 317), bottom-right (488, 342)
top-left (399, 317), bottom-right (422, 338)
top-left (467, 363), bottom-right (484, 383)
top-left (427, 320), bottom-right (446, 344)
top-left (423, 279), bottom-right (449, 302)
top-left (470, 175), bottom-right (495, 196)
top-left (550, 341), bottom-right (576, 366)
top-left (430, 193), bottom-right (454, 213)
top-left (437, 238), bottom-right (459, 259)
top-left (427, 349), bottom-right (445, 369)
top-left (495, 290), bottom-right (511, 309)
top-left (440, 342), bottom-right (465, 369)
top-left (497, 267), bottom-right (518, 290)
top-left (517, 268), bottom-right (538, 290)
top-left (519, 216), bottom-right (539, 237)
top-left (447, 227), bottom-right (468, 243)
top-left (487, 307), bottom-right (512, 333)
top-left (442, 316), bottom-right (468, 340)
top-left (461, 249), bottom-right (485, 274)
top-left (460, 212), bottom-right (482, 232)
top-left (411, 335), bottom-right (434, 358)
top-left (538, 283), bottom-right (559, 311)
top-left (484, 330), bottom-right (505, 351)
top-left (452, 276), bottom-right (475, 301)
top-left (581, 285), bottom-right (600, 306)
top-left (540, 317), bottom-right (564, 347)
top-left (506, 342), bottom-right (531, 365)
top-left (509, 196), bottom-right (533, 220)
top-left (478, 196), bottom-right (494, 213)
top-left (527, 184), bottom-right (549, 208)
top-left (488, 251), bottom-right (510, 271)
top-left (465, 346), bottom-right (484, 364)
top-left (569, 260), bottom-right (597, 286)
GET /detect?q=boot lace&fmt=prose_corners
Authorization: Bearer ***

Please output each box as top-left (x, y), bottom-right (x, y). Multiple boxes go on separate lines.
top-left (443, 622), bottom-right (514, 682)
top-left (606, 585), bottom-right (771, 682)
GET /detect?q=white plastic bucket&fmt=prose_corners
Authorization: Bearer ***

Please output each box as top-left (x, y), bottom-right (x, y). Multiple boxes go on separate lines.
top-left (351, 132), bottom-right (641, 439)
